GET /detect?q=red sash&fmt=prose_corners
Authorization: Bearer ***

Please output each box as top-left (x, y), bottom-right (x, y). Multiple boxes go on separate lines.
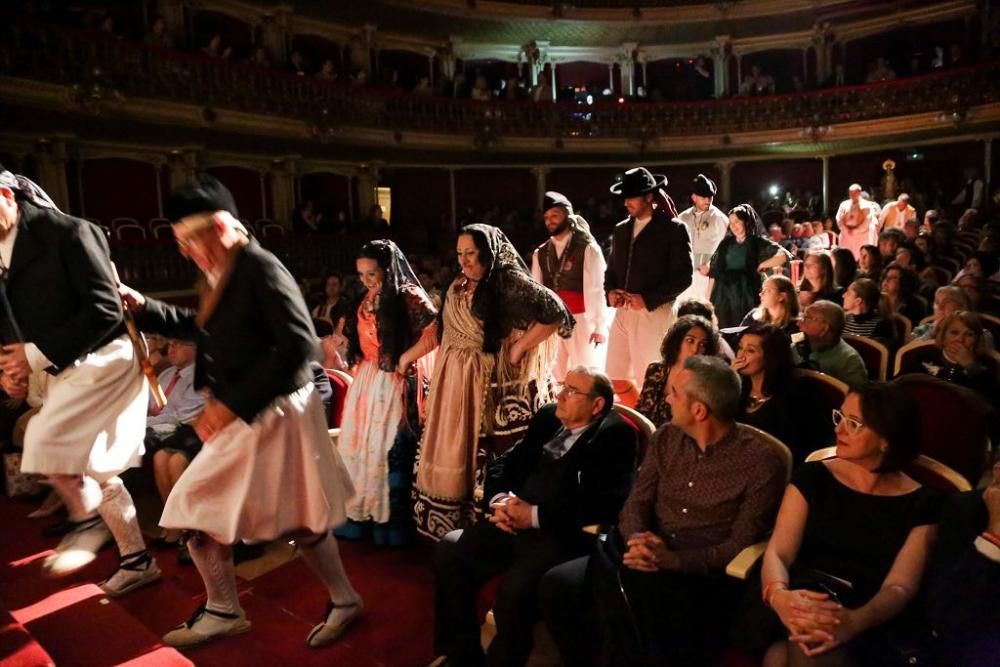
top-left (556, 290), bottom-right (586, 314)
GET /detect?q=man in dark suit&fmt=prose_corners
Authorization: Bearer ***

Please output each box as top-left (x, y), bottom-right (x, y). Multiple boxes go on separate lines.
top-left (433, 366), bottom-right (638, 667)
top-left (604, 167), bottom-right (692, 407)
top-left (0, 166), bottom-right (156, 594)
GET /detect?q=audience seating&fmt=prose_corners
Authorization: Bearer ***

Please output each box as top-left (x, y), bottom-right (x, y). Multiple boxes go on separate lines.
top-left (924, 265), bottom-right (952, 286)
top-left (805, 446), bottom-right (971, 493)
top-left (892, 373), bottom-right (994, 485)
top-left (725, 424), bottom-right (793, 580)
top-left (979, 313), bottom-right (1000, 341)
top-left (261, 223), bottom-right (286, 239)
top-left (893, 338), bottom-right (935, 377)
top-left (842, 333), bottom-right (889, 381)
top-left (111, 216), bottom-right (140, 230)
top-left (612, 403), bottom-right (655, 467)
top-left (114, 223), bottom-right (147, 241)
top-left (935, 256), bottom-right (961, 274)
top-left (917, 315), bottom-right (934, 326)
top-left (151, 223), bottom-right (173, 240)
top-left (890, 312), bottom-right (913, 344)
top-left (793, 369), bottom-right (848, 415)
top-left (325, 368), bottom-right (352, 428)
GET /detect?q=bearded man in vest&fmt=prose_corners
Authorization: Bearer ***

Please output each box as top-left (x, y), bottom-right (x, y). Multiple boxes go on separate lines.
top-left (530, 192), bottom-right (610, 380)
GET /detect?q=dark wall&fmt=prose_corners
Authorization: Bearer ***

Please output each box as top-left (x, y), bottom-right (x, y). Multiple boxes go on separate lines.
top-left (79, 157), bottom-right (162, 223)
top-left (204, 165), bottom-right (268, 222)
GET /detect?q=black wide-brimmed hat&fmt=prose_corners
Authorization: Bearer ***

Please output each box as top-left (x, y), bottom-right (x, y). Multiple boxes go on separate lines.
top-left (609, 167), bottom-right (667, 198)
top-left (165, 173), bottom-right (239, 222)
top-left (692, 174), bottom-right (717, 198)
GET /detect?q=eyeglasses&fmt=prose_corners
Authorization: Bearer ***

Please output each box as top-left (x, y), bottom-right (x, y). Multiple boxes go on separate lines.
top-left (556, 384), bottom-right (596, 399)
top-left (832, 409), bottom-right (865, 435)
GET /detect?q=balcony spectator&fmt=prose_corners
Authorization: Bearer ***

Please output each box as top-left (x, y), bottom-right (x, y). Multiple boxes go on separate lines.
top-left (948, 43), bottom-right (966, 68)
top-left (444, 71), bottom-right (468, 98)
top-left (470, 74), bottom-right (492, 101)
top-left (953, 166), bottom-right (985, 211)
top-left (201, 33), bottom-right (231, 60)
top-left (316, 59), bottom-right (337, 81)
top-left (502, 76), bottom-right (525, 101)
top-left (413, 75), bottom-right (432, 95)
top-left (531, 72), bottom-right (553, 102)
top-left (865, 56), bottom-right (897, 83)
top-left (99, 15), bottom-right (119, 38)
top-left (365, 205), bottom-right (390, 235)
top-left (350, 68), bottom-right (368, 86)
top-left (738, 64), bottom-right (775, 96)
top-left (691, 55), bottom-right (714, 99)
top-left (292, 200), bottom-right (325, 235)
top-left (288, 50), bottom-right (307, 76)
top-left (144, 16), bottom-right (174, 50)
top-left (248, 46), bottom-right (272, 69)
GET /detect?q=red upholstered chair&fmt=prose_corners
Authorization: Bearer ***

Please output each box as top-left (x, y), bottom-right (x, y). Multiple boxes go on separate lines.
top-left (805, 446), bottom-right (971, 493)
top-left (793, 369), bottom-right (848, 416)
top-left (325, 368), bottom-right (352, 429)
top-left (890, 313), bottom-right (913, 346)
top-left (891, 374), bottom-right (993, 485)
top-left (612, 403), bottom-right (656, 467)
top-left (261, 223), bottom-right (286, 240)
top-left (893, 339), bottom-right (936, 377)
top-left (842, 333), bottom-right (889, 381)
top-left (979, 313), bottom-right (1000, 342)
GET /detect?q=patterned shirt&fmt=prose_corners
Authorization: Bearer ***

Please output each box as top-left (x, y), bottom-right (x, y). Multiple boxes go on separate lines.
top-left (618, 423), bottom-right (786, 573)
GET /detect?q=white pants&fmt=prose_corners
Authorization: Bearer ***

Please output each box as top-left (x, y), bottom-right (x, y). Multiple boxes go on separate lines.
top-left (605, 303), bottom-right (676, 389)
top-left (552, 316), bottom-right (608, 382)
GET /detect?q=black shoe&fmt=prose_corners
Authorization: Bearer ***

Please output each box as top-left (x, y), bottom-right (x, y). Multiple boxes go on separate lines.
top-left (177, 544), bottom-right (193, 566)
top-left (232, 542), bottom-right (265, 565)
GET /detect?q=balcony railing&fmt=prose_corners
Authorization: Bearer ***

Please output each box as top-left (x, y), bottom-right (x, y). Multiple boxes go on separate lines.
top-left (3, 20), bottom-right (998, 142)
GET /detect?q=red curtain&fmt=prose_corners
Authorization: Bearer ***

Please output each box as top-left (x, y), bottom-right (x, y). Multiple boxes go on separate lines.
top-left (205, 166), bottom-right (266, 222)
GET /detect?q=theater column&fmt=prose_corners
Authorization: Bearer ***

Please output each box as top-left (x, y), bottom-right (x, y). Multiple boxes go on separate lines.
top-left (532, 167), bottom-right (549, 212)
top-left (167, 150), bottom-right (199, 191)
top-left (35, 138), bottom-right (70, 213)
top-left (714, 160), bottom-right (734, 210)
top-left (356, 166), bottom-right (379, 220)
top-left (258, 9), bottom-right (290, 66)
top-left (713, 35), bottom-right (731, 98)
top-left (269, 158), bottom-right (296, 228)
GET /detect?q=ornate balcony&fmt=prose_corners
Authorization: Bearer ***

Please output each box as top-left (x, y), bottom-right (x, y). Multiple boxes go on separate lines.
top-left (2, 20), bottom-right (998, 154)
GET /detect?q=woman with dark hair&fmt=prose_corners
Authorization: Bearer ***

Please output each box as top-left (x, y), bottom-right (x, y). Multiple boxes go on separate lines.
top-left (857, 244), bottom-right (883, 281)
top-left (311, 273), bottom-right (349, 328)
top-left (708, 204), bottom-right (793, 328)
top-left (881, 262), bottom-right (926, 324)
top-left (748, 383), bottom-right (940, 667)
top-left (413, 224), bottom-right (573, 538)
top-left (335, 241), bottom-right (438, 545)
top-left (831, 248), bottom-right (858, 292)
top-left (733, 325), bottom-right (831, 463)
top-left (843, 278), bottom-right (896, 349)
top-left (634, 314), bottom-right (720, 427)
top-left (798, 250), bottom-right (843, 307)
top-left (741, 275), bottom-right (800, 337)
top-left (901, 310), bottom-right (1000, 410)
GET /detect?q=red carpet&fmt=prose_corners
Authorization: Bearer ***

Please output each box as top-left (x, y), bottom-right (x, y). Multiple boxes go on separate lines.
top-left (0, 495), bottom-right (437, 667)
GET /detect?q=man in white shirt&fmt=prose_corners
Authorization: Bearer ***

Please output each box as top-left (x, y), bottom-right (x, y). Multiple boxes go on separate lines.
top-left (531, 192), bottom-right (610, 379)
top-left (879, 193), bottom-right (917, 231)
top-left (676, 174), bottom-right (728, 300)
top-left (835, 183), bottom-right (879, 260)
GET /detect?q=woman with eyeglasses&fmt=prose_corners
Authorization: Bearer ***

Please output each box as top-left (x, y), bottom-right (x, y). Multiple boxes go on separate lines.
top-left (732, 325), bottom-right (831, 464)
top-left (634, 315), bottom-right (720, 427)
top-left (741, 275), bottom-right (800, 337)
top-left (744, 383), bottom-right (940, 667)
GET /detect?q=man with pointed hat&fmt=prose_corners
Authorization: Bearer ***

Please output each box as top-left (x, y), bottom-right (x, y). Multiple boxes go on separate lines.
top-left (0, 164), bottom-right (158, 595)
top-left (118, 174), bottom-right (362, 649)
top-left (604, 167), bottom-right (693, 406)
top-left (676, 174), bottom-right (729, 299)
top-left (531, 191), bottom-right (610, 379)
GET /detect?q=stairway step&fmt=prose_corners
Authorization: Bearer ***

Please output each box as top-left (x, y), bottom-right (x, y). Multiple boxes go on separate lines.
top-left (0, 603), bottom-right (54, 667)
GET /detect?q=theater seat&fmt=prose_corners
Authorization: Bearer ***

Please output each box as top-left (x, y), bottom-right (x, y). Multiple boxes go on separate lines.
top-left (893, 338), bottom-right (936, 377)
top-left (325, 368), bottom-right (352, 428)
top-left (805, 446), bottom-right (971, 493)
top-left (890, 313), bottom-right (912, 345)
top-left (842, 333), bottom-right (889, 381)
top-left (793, 369), bottom-right (848, 415)
top-left (612, 403), bottom-right (655, 467)
top-left (891, 374), bottom-right (993, 485)
top-left (979, 313), bottom-right (1000, 342)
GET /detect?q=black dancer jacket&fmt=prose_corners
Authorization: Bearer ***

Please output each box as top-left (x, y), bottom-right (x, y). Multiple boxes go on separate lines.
top-left (604, 209), bottom-right (693, 311)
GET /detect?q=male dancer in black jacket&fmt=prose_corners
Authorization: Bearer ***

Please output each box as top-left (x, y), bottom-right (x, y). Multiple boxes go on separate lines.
top-left (0, 166), bottom-right (157, 596)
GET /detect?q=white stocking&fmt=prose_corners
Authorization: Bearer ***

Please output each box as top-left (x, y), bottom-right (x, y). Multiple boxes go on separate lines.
top-left (188, 536), bottom-right (242, 616)
top-left (298, 533), bottom-right (360, 606)
top-left (47, 474), bottom-right (101, 521)
top-left (96, 476), bottom-right (146, 558)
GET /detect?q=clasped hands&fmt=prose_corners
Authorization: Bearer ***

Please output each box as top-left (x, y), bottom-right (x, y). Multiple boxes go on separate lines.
top-left (770, 587), bottom-right (856, 657)
top-left (608, 290), bottom-right (646, 311)
top-left (0, 343), bottom-right (30, 397)
top-left (622, 531), bottom-right (674, 572)
top-left (488, 493), bottom-right (535, 534)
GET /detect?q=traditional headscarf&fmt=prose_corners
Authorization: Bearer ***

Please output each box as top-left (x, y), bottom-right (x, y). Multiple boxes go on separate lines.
top-left (0, 165), bottom-right (61, 212)
top-left (447, 223), bottom-right (573, 354)
top-left (727, 203), bottom-right (768, 238)
top-left (343, 239), bottom-right (433, 371)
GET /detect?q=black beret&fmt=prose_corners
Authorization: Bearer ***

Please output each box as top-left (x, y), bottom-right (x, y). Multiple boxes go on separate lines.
top-left (165, 173), bottom-right (239, 222)
top-left (543, 191), bottom-right (574, 215)
top-left (692, 174), bottom-right (717, 198)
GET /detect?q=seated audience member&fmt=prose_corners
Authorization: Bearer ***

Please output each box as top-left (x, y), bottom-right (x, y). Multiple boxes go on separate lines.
top-left (432, 367), bottom-right (636, 667)
top-left (831, 248), bottom-right (858, 292)
top-left (900, 311), bottom-right (1000, 409)
top-left (842, 278), bottom-right (896, 350)
top-left (741, 275), bottom-right (800, 338)
top-left (925, 453), bottom-right (1000, 667)
top-left (881, 262), bottom-right (926, 324)
top-left (794, 301), bottom-right (869, 390)
top-left (910, 285), bottom-right (971, 341)
top-left (747, 383), bottom-right (940, 667)
top-left (734, 325), bottom-right (832, 463)
top-left (955, 250), bottom-right (1000, 284)
top-left (893, 243), bottom-right (925, 273)
top-left (540, 356), bottom-right (787, 667)
top-left (147, 339), bottom-right (205, 547)
top-left (145, 332), bottom-right (171, 376)
top-left (677, 297), bottom-right (735, 360)
top-left (635, 315), bottom-right (721, 427)
top-left (798, 251), bottom-right (843, 308)
top-left (311, 273), bottom-right (349, 328)
top-left (955, 273), bottom-right (1000, 316)
top-left (877, 228), bottom-right (906, 263)
top-left (856, 244), bottom-right (883, 281)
